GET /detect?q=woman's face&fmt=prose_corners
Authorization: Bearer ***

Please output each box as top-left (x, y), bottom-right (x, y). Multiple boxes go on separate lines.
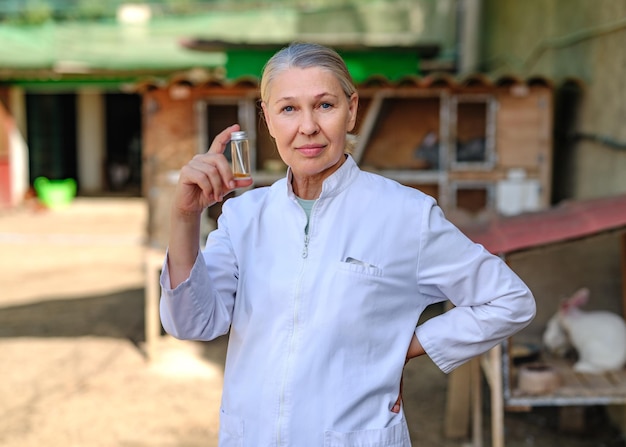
top-left (262, 67), bottom-right (358, 183)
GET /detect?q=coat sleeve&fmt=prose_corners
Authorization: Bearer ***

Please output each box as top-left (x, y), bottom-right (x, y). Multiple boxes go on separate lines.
top-left (414, 200), bottom-right (536, 374)
top-left (159, 211), bottom-right (238, 341)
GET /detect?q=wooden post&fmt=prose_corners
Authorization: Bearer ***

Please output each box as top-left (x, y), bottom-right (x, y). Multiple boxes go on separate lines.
top-left (489, 343), bottom-right (505, 447)
top-left (470, 356), bottom-right (483, 447)
top-left (444, 299), bottom-right (474, 441)
top-left (621, 232), bottom-right (626, 318)
top-left (352, 92), bottom-right (384, 164)
top-left (444, 361), bottom-right (472, 439)
top-left (144, 248), bottom-right (165, 360)
top-left (614, 232), bottom-right (626, 434)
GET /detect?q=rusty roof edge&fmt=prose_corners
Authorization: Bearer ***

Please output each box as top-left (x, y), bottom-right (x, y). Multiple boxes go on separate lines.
top-left (133, 72), bottom-right (559, 93)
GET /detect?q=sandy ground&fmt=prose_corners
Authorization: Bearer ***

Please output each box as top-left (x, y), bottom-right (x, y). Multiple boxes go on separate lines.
top-left (0, 197), bottom-right (624, 446)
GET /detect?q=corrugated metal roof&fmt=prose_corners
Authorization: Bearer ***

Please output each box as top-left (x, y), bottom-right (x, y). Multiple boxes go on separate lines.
top-left (0, 9), bottom-right (303, 79)
top-left (460, 194), bottom-right (626, 256)
top-left (0, 4), bottom-right (454, 83)
top-left (0, 18), bottom-right (226, 75)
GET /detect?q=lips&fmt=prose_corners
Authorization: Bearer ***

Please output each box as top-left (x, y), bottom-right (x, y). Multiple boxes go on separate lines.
top-left (296, 144), bottom-right (326, 157)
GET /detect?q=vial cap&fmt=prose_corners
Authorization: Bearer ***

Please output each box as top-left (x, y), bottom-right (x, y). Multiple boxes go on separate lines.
top-left (231, 131), bottom-right (248, 140)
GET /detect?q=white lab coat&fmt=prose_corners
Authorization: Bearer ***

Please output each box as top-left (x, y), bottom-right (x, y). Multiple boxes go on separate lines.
top-left (160, 155), bottom-right (535, 446)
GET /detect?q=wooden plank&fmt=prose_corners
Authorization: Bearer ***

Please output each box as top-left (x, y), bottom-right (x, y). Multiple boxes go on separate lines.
top-left (444, 360), bottom-right (472, 439)
top-left (511, 358), bottom-right (626, 401)
top-left (0, 100), bottom-right (9, 158)
top-left (607, 369), bottom-right (626, 386)
top-left (577, 372), bottom-right (615, 393)
top-left (144, 247), bottom-right (166, 360)
top-left (589, 372), bottom-right (617, 388)
top-left (537, 91), bottom-right (553, 207)
top-left (621, 232), bottom-right (626, 319)
top-left (470, 357), bottom-right (484, 447)
top-left (352, 92), bottom-right (384, 164)
top-left (362, 169), bottom-right (441, 184)
top-left (489, 344), bottom-right (505, 447)
top-left (448, 171), bottom-right (506, 181)
top-left (361, 95), bottom-right (441, 170)
top-left (495, 91), bottom-right (551, 170)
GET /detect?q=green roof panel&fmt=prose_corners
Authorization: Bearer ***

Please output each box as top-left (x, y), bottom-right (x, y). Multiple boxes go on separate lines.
top-left (225, 48), bottom-right (420, 83)
top-left (341, 50), bottom-right (420, 82)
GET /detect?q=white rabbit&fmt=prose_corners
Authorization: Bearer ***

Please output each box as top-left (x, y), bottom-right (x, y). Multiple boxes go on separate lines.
top-left (542, 287), bottom-right (626, 373)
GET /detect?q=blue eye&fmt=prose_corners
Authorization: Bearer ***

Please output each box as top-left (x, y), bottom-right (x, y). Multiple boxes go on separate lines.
top-left (320, 103), bottom-right (332, 109)
top-left (282, 105), bottom-right (294, 112)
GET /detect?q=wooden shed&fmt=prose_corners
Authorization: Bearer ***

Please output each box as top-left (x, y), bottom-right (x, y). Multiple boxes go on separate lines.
top-left (352, 73), bottom-right (553, 219)
top-left (139, 73), bottom-right (554, 249)
top-left (458, 193), bottom-right (626, 447)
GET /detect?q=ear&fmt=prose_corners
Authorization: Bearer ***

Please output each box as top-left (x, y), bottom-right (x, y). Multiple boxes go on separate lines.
top-left (261, 101), bottom-right (275, 138)
top-left (570, 287), bottom-right (590, 307)
top-left (346, 93), bottom-right (358, 132)
top-left (561, 287), bottom-right (590, 313)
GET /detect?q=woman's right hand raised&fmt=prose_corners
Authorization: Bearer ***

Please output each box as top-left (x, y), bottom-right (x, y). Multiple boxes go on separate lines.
top-left (173, 124), bottom-right (254, 217)
top-left (167, 125), bottom-right (254, 287)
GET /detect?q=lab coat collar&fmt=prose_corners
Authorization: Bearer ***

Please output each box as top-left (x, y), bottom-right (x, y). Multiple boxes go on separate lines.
top-left (285, 154), bottom-right (359, 200)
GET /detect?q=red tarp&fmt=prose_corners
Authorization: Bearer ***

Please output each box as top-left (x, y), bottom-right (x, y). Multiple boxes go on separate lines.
top-left (461, 194), bottom-right (626, 256)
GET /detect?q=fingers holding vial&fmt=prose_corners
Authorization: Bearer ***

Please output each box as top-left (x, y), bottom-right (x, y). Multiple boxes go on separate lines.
top-left (176, 125), bottom-right (253, 213)
top-left (204, 124), bottom-right (253, 197)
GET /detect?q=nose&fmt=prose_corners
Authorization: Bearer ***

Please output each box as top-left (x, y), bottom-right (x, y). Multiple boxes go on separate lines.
top-left (299, 110), bottom-right (319, 135)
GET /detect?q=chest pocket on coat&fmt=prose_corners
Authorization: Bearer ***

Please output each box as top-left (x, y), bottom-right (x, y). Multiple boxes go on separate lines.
top-left (334, 259), bottom-right (384, 298)
top-left (324, 420), bottom-right (410, 447)
top-left (337, 259), bottom-right (383, 277)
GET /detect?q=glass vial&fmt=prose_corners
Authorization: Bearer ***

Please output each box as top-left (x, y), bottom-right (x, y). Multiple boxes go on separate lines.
top-left (230, 131), bottom-right (251, 180)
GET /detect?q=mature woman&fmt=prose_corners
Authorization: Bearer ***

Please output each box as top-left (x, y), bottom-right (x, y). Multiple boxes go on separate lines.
top-left (160, 42), bottom-right (535, 446)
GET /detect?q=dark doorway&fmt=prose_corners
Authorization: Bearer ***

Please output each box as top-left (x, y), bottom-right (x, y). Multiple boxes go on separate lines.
top-left (206, 102), bottom-right (239, 156)
top-left (26, 93), bottom-right (77, 184)
top-left (552, 80), bottom-right (583, 204)
top-left (205, 102), bottom-right (239, 223)
top-left (105, 93), bottom-right (142, 194)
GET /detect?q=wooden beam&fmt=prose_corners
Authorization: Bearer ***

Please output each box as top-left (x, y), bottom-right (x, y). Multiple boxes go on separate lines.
top-left (444, 361), bottom-right (472, 439)
top-left (621, 231), bottom-right (626, 319)
top-left (352, 91), bottom-right (384, 164)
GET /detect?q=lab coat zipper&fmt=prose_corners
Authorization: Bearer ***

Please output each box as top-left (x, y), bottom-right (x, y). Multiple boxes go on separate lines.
top-left (277, 250), bottom-right (308, 445)
top-left (301, 198), bottom-right (316, 259)
top-left (302, 233), bottom-right (310, 258)
top-left (277, 207), bottom-right (313, 445)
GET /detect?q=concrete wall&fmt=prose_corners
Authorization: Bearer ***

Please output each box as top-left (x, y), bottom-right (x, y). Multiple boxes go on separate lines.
top-left (481, 0), bottom-right (626, 201)
top-left (142, 87), bottom-right (199, 249)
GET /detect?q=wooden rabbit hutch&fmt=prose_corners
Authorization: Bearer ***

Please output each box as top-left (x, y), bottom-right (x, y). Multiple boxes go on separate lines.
top-left (139, 72), bottom-right (554, 358)
top-left (459, 194), bottom-right (626, 447)
top-left (139, 72), bottom-right (554, 249)
top-left (351, 74), bottom-right (553, 220)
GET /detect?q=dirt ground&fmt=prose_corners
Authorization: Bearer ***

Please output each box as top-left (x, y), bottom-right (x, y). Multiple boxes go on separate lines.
top-left (1, 197), bottom-right (625, 447)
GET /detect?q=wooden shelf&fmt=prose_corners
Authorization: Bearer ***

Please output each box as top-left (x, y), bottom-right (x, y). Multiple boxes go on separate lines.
top-left (196, 84), bottom-right (553, 222)
top-left (508, 357), bottom-right (626, 407)
top-left (251, 170), bottom-right (285, 186)
top-left (361, 168), bottom-right (443, 184)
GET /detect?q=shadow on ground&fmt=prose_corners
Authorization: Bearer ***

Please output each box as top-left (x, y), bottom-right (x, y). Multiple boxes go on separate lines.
top-left (0, 289), bottom-right (145, 343)
top-left (2, 288), bottom-right (625, 446)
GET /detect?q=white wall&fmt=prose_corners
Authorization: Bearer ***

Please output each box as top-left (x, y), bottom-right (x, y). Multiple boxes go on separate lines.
top-left (77, 89), bottom-right (105, 193)
top-left (8, 88), bottom-right (29, 206)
